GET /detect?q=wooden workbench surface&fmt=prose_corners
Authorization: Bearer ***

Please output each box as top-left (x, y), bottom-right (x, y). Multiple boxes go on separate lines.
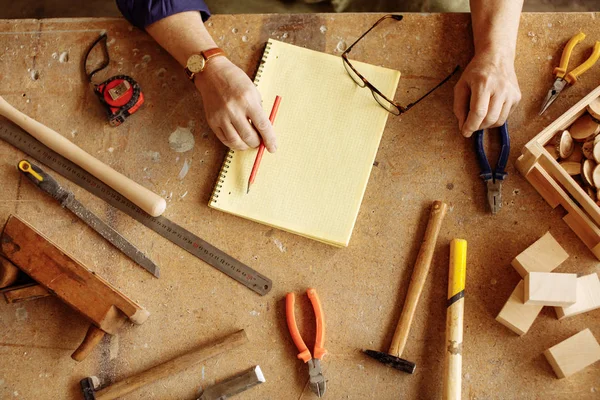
top-left (0, 13), bottom-right (598, 400)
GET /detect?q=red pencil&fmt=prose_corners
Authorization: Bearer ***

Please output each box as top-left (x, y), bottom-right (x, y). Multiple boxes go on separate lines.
top-left (247, 95), bottom-right (282, 194)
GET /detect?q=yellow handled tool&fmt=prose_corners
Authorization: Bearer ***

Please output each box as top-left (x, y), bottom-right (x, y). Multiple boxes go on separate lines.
top-left (540, 32), bottom-right (600, 115)
top-left (443, 239), bottom-right (467, 400)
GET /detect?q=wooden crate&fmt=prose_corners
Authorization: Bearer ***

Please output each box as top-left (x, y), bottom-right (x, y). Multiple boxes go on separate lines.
top-left (516, 85), bottom-right (600, 260)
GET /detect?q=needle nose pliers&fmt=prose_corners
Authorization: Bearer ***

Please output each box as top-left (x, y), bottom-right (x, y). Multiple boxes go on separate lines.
top-left (474, 122), bottom-right (510, 215)
top-left (540, 32), bottom-right (600, 115)
top-left (286, 288), bottom-right (327, 397)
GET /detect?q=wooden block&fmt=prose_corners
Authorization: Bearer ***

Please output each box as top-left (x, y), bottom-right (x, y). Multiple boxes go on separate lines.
top-left (524, 272), bottom-right (577, 306)
top-left (495, 280), bottom-right (543, 336)
top-left (1, 215), bottom-right (149, 334)
top-left (569, 113), bottom-right (600, 142)
top-left (511, 232), bottom-right (569, 278)
top-left (544, 328), bottom-right (600, 378)
top-left (555, 273), bottom-right (600, 319)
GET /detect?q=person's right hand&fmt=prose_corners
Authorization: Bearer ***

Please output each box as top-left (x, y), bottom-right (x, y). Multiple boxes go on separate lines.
top-left (453, 49), bottom-right (521, 137)
top-left (195, 56), bottom-right (277, 152)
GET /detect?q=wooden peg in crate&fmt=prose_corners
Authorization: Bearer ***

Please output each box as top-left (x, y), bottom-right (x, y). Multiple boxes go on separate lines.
top-left (0, 215), bottom-right (149, 361)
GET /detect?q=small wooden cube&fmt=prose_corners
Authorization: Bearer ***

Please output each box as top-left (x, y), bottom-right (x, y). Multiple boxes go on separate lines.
top-left (555, 273), bottom-right (600, 319)
top-left (511, 232), bottom-right (569, 278)
top-left (544, 328), bottom-right (600, 378)
top-left (524, 272), bottom-right (577, 306)
top-left (496, 280), bottom-right (543, 336)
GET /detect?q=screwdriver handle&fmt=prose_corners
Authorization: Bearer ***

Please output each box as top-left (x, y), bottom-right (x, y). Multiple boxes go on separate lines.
top-left (18, 160), bottom-right (70, 204)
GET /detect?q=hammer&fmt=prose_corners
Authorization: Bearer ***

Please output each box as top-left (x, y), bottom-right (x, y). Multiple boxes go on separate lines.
top-left (80, 330), bottom-right (248, 400)
top-left (364, 200), bottom-right (447, 373)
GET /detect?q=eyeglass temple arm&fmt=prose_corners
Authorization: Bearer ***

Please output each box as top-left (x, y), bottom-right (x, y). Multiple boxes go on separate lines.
top-left (401, 65), bottom-right (461, 112)
top-left (345, 14), bottom-right (403, 54)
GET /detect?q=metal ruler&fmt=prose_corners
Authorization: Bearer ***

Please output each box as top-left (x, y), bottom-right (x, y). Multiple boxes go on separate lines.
top-left (0, 120), bottom-right (272, 296)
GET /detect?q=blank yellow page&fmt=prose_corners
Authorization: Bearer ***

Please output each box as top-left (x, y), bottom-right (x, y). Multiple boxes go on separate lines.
top-left (209, 39), bottom-right (400, 247)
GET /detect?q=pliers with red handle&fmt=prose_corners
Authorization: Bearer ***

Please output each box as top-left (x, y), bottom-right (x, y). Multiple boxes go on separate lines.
top-left (286, 288), bottom-right (327, 397)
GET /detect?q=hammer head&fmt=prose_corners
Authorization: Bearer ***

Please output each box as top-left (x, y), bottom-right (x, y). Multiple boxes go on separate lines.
top-left (80, 376), bottom-right (100, 400)
top-left (363, 349), bottom-right (416, 374)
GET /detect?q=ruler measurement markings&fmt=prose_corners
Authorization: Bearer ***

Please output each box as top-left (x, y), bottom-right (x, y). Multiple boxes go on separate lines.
top-left (0, 122), bottom-right (271, 295)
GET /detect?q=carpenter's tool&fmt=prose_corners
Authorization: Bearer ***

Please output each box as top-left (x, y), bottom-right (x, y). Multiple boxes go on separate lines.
top-left (286, 288), bottom-right (327, 397)
top-left (0, 256), bottom-right (19, 288)
top-left (0, 215), bottom-right (149, 361)
top-left (0, 96), bottom-right (165, 217)
top-left (0, 120), bottom-right (272, 295)
top-left (18, 160), bottom-right (159, 277)
top-left (80, 330), bottom-right (248, 400)
top-left (443, 239), bottom-right (467, 400)
top-left (539, 32), bottom-right (600, 115)
top-left (198, 365), bottom-right (265, 400)
top-left (84, 33), bottom-right (144, 126)
top-left (364, 200), bottom-right (448, 374)
top-left (474, 123), bottom-right (510, 215)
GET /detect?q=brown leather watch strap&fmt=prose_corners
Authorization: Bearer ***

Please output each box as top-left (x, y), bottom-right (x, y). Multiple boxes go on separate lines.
top-left (203, 47), bottom-right (226, 61)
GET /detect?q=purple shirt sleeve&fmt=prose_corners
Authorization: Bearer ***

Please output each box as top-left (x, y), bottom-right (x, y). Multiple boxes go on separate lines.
top-left (116, 0), bottom-right (210, 29)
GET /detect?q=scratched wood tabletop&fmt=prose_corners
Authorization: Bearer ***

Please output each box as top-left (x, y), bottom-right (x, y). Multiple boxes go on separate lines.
top-left (0, 13), bottom-right (599, 400)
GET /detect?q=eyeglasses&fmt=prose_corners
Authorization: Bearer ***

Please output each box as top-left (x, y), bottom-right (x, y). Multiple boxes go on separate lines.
top-left (342, 14), bottom-right (459, 116)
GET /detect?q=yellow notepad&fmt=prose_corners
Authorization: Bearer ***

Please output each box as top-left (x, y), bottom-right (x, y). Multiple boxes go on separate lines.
top-left (209, 39), bottom-right (400, 247)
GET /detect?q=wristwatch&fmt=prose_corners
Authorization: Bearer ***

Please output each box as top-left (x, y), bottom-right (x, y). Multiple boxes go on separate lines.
top-left (184, 48), bottom-right (226, 81)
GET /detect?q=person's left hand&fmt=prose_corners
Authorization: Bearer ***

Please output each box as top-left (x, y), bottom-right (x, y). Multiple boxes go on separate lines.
top-left (453, 49), bottom-right (521, 137)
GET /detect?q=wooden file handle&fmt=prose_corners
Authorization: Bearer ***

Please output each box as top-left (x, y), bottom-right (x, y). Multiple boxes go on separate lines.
top-left (388, 200), bottom-right (448, 357)
top-left (72, 325), bottom-right (106, 361)
top-left (0, 96), bottom-right (166, 217)
top-left (95, 329), bottom-right (248, 400)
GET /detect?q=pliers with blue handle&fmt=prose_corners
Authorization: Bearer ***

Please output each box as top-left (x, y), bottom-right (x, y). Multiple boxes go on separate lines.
top-left (474, 122), bottom-right (510, 215)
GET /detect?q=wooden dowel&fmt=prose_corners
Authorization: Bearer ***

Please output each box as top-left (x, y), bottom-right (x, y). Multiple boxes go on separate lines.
top-left (388, 200), bottom-right (448, 357)
top-left (443, 239), bottom-right (467, 400)
top-left (0, 96), bottom-right (166, 217)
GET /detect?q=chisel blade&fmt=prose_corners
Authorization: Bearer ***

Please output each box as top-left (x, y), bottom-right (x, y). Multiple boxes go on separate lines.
top-left (198, 365), bottom-right (265, 400)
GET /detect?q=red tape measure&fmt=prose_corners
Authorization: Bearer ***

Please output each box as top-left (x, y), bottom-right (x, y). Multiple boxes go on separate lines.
top-left (85, 34), bottom-right (144, 126)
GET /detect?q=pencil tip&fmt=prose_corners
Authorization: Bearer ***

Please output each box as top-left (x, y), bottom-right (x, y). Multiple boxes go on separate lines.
top-left (246, 186), bottom-right (250, 194)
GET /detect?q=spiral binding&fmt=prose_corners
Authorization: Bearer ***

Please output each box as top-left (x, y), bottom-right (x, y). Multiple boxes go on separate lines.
top-left (253, 40), bottom-right (272, 87)
top-left (210, 40), bottom-right (273, 205)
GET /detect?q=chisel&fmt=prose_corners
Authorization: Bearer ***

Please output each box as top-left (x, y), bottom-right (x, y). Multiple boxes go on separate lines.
top-left (198, 365), bottom-right (265, 400)
top-left (17, 160), bottom-right (160, 278)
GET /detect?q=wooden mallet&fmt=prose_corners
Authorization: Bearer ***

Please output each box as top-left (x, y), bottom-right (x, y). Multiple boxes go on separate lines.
top-left (364, 200), bottom-right (448, 373)
top-left (0, 95), bottom-right (166, 217)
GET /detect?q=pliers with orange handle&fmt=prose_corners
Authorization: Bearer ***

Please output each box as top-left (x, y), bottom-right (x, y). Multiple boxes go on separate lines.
top-left (540, 32), bottom-right (600, 115)
top-left (286, 288), bottom-right (327, 397)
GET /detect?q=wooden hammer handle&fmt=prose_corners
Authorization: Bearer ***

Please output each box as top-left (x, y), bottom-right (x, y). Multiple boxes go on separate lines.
top-left (388, 200), bottom-right (447, 357)
top-left (0, 96), bottom-right (166, 217)
top-left (95, 330), bottom-right (248, 400)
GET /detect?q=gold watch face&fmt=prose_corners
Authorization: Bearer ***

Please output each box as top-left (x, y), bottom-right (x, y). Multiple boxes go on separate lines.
top-left (187, 54), bottom-right (205, 73)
